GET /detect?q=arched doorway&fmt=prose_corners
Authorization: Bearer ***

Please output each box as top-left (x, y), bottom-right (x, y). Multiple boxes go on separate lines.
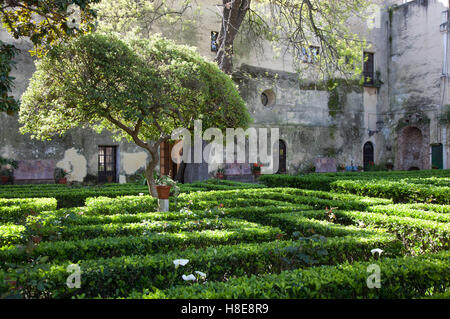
top-left (277, 140), bottom-right (287, 174)
top-left (363, 142), bottom-right (374, 171)
top-left (399, 126), bottom-right (424, 171)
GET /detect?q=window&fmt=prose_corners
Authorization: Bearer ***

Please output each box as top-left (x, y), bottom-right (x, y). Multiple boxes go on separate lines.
top-left (211, 31), bottom-right (219, 52)
top-left (277, 140), bottom-right (287, 174)
top-left (98, 146), bottom-right (117, 183)
top-left (363, 142), bottom-right (374, 171)
top-left (363, 52), bottom-right (375, 85)
top-left (261, 89), bottom-right (276, 107)
top-left (302, 46), bottom-right (320, 63)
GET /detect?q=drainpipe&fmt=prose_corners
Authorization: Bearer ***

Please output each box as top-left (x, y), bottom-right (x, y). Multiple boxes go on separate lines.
top-left (444, 126), bottom-right (448, 169)
top-left (440, 7), bottom-right (449, 169)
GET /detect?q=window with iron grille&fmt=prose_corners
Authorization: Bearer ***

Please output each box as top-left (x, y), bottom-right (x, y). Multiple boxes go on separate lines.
top-left (211, 31), bottom-right (219, 52)
top-left (302, 46), bottom-right (320, 63)
top-left (363, 52), bottom-right (375, 85)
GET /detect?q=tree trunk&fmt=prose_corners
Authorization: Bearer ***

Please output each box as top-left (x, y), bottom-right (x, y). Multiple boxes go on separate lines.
top-left (175, 161), bottom-right (186, 183)
top-left (145, 157), bottom-right (158, 197)
top-left (215, 0), bottom-right (250, 74)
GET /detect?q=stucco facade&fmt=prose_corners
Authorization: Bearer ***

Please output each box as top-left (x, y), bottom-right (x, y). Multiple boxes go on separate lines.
top-left (0, 0), bottom-right (449, 183)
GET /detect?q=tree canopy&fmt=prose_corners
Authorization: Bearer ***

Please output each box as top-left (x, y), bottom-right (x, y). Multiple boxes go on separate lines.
top-left (0, 0), bottom-right (100, 114)
top-left (19, 33), bottom-right (251, 195)
top-left (93, 0), bottom-right (375, 77)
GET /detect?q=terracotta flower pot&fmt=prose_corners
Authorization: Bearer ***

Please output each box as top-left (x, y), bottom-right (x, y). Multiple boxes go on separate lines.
top-left (58, 178), bottom-right (67, 184)
top-left (216, 173), bottom-right (224, 179)
top-left (253, 171), bottom-right (261, 177)
top-left (0, 176), bottom-right (9, 183)
top-left (156, 185), bottom-right (171, 199)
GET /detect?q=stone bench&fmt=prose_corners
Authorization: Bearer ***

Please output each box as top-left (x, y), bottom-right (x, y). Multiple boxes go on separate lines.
top-left (224, 163), bottom-right (255, 183)
top-left (13, 160), bottom-right (56, 184)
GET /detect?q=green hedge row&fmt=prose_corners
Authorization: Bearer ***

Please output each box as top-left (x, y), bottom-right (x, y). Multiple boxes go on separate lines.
top-left (0, 198), bottom-right (57, 223)
top-left (0, 181), bottom-right (264, 208)
top-left (179, 188), bottom-right (391, 211)
top-left (235, 211), bottom-right (385, 238)
top-left (35, 218), bottom-right (262, 243)
top-left (400, 177), bottom-right (450, 188)
top-left (250, 209), bottom-right (449, 253)
top-left (0, 224), bottom-right (25, 247)
top-left (372, 203), bottom-right (450, 214)
top-left (83, 195), bottom-right (290, 216)
top-left (259, 170), bottom-right (450, 191)
top-left (2, 218), bottom-right (267, 246)
top-left (32, 202), bottom-right (309, 228)
top-left (130, 250), bottom-right (450, 299)
top-left (84, 196), bottom-right (157, 214)
top-left (330, 180), bottom-right (450, 204)
top-left (0, 234), bottom-right (402, 298)
top-left (260, 174), bottom-right (334, 191)
top-left (335, 211), bottom-right (449, 253)
top-left (0, 225), bottom-right (283, 265)
top-left (369, 204), bottom-right (450, 223)
top-left (79, 188), bottom-right (388, 217)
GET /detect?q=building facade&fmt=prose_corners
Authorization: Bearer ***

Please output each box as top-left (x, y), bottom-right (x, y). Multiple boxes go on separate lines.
top-left (0, 0), bottom-right (449, 183)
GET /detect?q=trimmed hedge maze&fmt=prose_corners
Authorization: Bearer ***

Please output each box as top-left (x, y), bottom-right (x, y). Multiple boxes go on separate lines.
top-left (0, 172), bottom-right (449, 299)
top-left (0, 180), bottom-right (265, 208)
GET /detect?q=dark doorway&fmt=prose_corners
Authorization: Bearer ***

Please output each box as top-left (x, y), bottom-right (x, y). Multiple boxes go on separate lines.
top-left (98, 146), bottom-right (117, 183)
top-left (277, 140), bottom-right (287, 174)
top-left (363, 142), bottom-right (374, 171)
top-left (431, 144), bottom-right (443, 169)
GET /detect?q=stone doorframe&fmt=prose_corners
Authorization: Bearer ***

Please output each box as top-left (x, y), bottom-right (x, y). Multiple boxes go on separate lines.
top-left (396, 123), bottom-right (430, 171)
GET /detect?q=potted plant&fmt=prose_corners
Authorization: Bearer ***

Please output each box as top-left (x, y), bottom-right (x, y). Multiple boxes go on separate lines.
top-left (252, 162), bottom-right (262, 177)
top-left (337, 164), bottom-right (345, 172)
top-left (155, 173), bottom-right (180, 199)
top-left (216, 167), bottom-right (225, 179)
top-left (54, 168), bottom-right (69, 184)
top-left (357, 165), bottom-right (363, 172)
top-left (0, 169), bottom-right (12, 184)
top-left (0, 157), bottom-right (17, 184)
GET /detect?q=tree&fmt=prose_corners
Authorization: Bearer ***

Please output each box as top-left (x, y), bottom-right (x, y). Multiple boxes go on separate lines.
top-left (93, 0), bottom-right (374, 77)
top-left (93, 0), bottom-right (197, 42)
top-left (18, 33), bottom-right (251, 196)
top-left (0, 42), bottom-right (19, 114)
top-left (215, 0), bottom-right (373, 75)
top-left (0, 0), bottom-right (100, 114)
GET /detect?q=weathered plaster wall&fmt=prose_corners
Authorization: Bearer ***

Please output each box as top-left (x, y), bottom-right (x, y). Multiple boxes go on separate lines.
top-left (387, 0), bottom-right (449, 169)
top-left (236, 64), bottom-right (367, 171)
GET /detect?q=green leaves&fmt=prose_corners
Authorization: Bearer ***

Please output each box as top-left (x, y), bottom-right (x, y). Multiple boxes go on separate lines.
top-left (19, 33), bottom-right (251, 142)
top-left (0, 1), bottom-right (100, 114)
top-left (0, 42), bottom-right (19, 114)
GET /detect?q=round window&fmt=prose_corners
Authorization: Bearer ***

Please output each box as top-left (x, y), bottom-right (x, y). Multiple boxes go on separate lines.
top-left (261, 89), bottom-right (276, 107)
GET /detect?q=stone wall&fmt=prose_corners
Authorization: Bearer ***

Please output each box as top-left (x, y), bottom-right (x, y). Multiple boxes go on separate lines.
top-left (386, 0), bottom-right (449, 169)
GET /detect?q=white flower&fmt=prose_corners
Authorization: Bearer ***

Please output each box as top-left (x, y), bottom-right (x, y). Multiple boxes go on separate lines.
top-left (371, 248), bottom-right (383, 256)
top-left (139, 193), bottom-right (144, 196)
top-left (182, 274), bottom-right (196, 281)
top-left (195, 271), bottom-right (206, 278)
top-left (173, 259), bottom-right (189, 268)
